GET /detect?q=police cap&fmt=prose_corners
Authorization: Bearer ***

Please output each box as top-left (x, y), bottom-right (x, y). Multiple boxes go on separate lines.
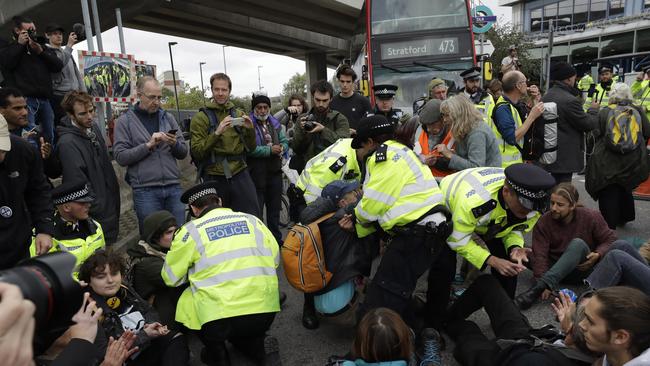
top-left (181, 181), bottom-right (220, 205)
top-left (52, 181), bottom-right (94, 205)
top-left (373, 84), bottom-right (398, 100)
top-left (351, 115), bottom-right (395, 149)
top-left (504, 163), bottom-right (555, 211)
top-left (460, 66), bottom-right (482, 81)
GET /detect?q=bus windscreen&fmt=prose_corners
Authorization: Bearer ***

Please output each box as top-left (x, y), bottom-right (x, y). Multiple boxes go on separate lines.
top-left (371, 0), bottom-right (469, 35)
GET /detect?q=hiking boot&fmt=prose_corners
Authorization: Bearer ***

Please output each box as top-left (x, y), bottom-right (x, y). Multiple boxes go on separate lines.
top-left (514, 281), bottom-right (548, 310)
top-left (415, 328), bottom-right (442, 366)
top-left (262, 335), bottom-right (282, 366)
top-left (200, 344), bottom-right (231, 366)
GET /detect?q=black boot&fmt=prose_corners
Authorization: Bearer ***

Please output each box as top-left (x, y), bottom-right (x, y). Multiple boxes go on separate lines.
top-left (514, 281), bottom-right (548, 310)
top-left (262, 335), bottom-right (282, 366)
top-left (302, 293), bottom-right (319, 329)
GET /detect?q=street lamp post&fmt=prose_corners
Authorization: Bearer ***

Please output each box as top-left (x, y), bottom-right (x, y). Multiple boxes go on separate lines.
top-left (257, 65), bottom-right (263, 90)
top-left (168, 42), bottom-right (181, 121)
top-left (222, 45), bottom-right (228, 74)
top-left (199, 61), bottom-right (206, 107)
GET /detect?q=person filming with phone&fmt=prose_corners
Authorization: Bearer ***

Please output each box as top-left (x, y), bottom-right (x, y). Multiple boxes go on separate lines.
top-left (113, 76), bottom-right (188, 234)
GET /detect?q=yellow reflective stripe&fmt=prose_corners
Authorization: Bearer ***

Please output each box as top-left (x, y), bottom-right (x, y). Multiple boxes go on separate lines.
top-left (381, 192), bottom-right (443, 225)
top-left (355, 204), bottom-right (379, 222)
top-left (163, 261), bottom-right (187, 286)
top-left (444, 170), bottom-right (474, 208)
top-left (191, 266), bottom-right (277, 290)
top-left (185, 223), bottom-right (206, 257)
top-left (447, 231), bottom-right (471, 248)
top-left (462, 173), bottom-right (492, 202)
top-left (363, 188), bottom-right (397, 206)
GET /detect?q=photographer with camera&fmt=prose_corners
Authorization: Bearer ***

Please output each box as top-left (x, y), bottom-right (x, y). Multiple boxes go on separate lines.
top-left (290, 80), bottom-right (350, 172)
top-left (44, 23), bottom-right (86, 124)
top-left (0, 16), bottom-right (63, 146)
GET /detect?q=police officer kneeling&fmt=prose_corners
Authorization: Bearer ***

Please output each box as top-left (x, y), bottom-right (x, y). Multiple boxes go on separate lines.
top-left (162, 182), bottom-right (282, 366)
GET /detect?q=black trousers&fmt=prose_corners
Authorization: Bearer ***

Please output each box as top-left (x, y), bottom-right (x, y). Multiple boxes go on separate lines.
top-left (484, 237), bottom-right (518, 299)
top-left (132, 332), bottom-right (191, 366)
top-left (357, 232), bottom-right (443, 328)
top-left (204, 169), bottom-right (260, 217)
top-left (598, 184), bottom-right (635, 229)
top-left (425, 243), bottom-right (457, 329)
top-left (254, 172), bottom-right (283, 243)
top-left (446, 275), bottom-right (532, 366)
top-left (199, 312), bottom-right (276, 365)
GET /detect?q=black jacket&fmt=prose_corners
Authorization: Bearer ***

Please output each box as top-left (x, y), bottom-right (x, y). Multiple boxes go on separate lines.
top-left (0, 41), bottom-right (63, 98)
top-left (127, 240), bottom-right (184, 329)
top-left (542, 82), bottom-right (599, 173)
top-left (0, 135), bottom-right (53, 269)
top-left (48, 339), bottom-right (101, 366)
top-left (56, 117), bottom-right (120, 244)
top-left (300, 197), bottom-right (371, 293)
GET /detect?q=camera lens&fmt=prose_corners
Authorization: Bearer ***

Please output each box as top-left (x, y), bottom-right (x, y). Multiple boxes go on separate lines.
top-left (0, 253), bottom-right (82, 332)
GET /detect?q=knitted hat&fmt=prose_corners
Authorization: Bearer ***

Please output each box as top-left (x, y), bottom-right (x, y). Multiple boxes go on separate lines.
top-left (142, 210), bottom-right (176, 243)
top-left (550, 62), bottom-right (577, 81)
top-left (252, 94), bottom-right (271, 109)
top-left (428, 78), bottom-right (446, 91)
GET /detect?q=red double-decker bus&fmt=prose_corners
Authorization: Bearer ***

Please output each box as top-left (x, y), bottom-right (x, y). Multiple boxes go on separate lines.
top-left (351, 0), bottom-right (477, 112)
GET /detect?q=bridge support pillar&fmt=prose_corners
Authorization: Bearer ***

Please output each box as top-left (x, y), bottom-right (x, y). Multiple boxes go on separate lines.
top-left (305, 51), bottom-right (327, 91)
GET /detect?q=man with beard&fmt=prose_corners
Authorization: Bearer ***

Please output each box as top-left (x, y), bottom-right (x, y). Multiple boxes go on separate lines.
top-left (291, 80), bottom-right (350, 170)
top-left (459, 66), bottom-right (494, 121)
top-left (514, 183), bottom-right (619, 310)
top-left (541, 62), bottom-right (599, 183)
top-left (583, 65), bottom-right (614, 110)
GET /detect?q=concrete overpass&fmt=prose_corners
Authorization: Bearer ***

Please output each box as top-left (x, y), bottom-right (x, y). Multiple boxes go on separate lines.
top-left (0, 0), bottom-right (363, 85)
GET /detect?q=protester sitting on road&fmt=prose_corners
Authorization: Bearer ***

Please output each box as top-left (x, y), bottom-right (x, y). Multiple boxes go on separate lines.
top-left (298, 180), bottom-right (370, 330)
top-left (79, 250), bottom-right (190, 366)
top-left (247, 92), bottom-right (289, 244)
top-left (412, 99), bottom-right (454, 178)
top-left (328, 307), bottom-right (415, 366)
top-left (127, 211), bottom-right (185, 335)
top-left (578, 287), bottom-right (650, 365)
top-left (435, 95), bottom-right (501, 171)
top-left (446, 274), bottom-right (598, 366)
top-left (29, 181), bottom-right (105, 277)
top-left (584, 241), bottom-right (650, 296)
top-left (515, 183), bottom-right (617, 309)
top-left (585, 82), bottom-right (650, 229)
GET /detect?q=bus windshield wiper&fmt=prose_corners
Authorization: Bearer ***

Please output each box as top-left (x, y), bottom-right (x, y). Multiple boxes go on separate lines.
top-left (412, 61), bottom-right (447, 71)
top-left (380, 63), bottom-right (408, 73)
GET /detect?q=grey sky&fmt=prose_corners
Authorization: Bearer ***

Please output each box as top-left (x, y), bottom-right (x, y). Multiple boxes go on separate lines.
top-left (75, 0), bottom-right (511, 98)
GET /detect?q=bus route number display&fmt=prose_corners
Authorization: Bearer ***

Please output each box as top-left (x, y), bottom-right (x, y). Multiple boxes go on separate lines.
top-left (380, 37), bottom-right (459, 60)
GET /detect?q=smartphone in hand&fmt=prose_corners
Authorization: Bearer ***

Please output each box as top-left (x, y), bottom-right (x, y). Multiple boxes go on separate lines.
top-left (167, 129), bottom-right (178, 135)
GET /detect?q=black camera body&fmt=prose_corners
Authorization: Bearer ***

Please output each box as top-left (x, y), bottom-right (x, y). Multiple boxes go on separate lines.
top-left (304, 114), bottom-right (317, 132)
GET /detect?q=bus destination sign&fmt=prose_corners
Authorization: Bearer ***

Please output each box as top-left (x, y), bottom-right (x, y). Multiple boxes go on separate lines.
top-left (380, 37), bottom-right (459, 60)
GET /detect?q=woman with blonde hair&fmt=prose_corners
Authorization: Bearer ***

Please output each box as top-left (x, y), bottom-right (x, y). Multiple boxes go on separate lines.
top-left (435, 95), bottom-right (501, 170)
top-left (586, 82), bottom-right (650, 229)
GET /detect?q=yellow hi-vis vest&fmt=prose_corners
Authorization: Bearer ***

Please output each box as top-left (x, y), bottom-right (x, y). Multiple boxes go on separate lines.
top-left (296, 138), bottom-right (361, 204)
top-left (475, 93), bottom-right (495, 125)
top-left (632, 80), bottom-right (650, 121)
top-left (162, 207), bottom-right (280, 330)
top-left (30, 219), bottom-right (105, 276)
top-left (583, 83), bottom-right (611, 111)
top-left (354, 140), bottom-right (443, 238)
top-left (440, 167), bottom-right (540, 269)
top-left (489, 96), bottom-right (523, 167)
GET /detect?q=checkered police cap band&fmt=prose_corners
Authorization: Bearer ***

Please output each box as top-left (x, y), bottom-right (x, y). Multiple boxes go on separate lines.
top-left (506, 179), bottom-right (547, 200)
top-left (188, 188), bottom-right (218, 205)
top-left (376, 88), bottom-right (395, 96)
top-left (53, 185), bottom-right (90, 205)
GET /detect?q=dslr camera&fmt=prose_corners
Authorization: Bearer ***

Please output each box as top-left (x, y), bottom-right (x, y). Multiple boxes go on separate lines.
top-left (0, 252), bottom-right (82, 332)
top-left (303, 114), bottom-right (317, 132)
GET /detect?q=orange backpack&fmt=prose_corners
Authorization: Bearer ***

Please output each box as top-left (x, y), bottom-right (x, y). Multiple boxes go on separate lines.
top-left (281, 213), bottom-right (335, 293)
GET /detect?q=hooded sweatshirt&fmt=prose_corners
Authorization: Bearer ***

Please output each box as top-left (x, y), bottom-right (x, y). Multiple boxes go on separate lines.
top-left (46, 44), bottom-right (86, 95)
top-left (55, 116), bottom-right (120, 244)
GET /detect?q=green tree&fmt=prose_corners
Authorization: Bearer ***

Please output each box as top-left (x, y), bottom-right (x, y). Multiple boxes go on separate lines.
top-left (230, 95), bottom-right (252, 113)
top-left (162, 85), bottom-right (206, 110)
top-left (281, 72), bottom-right (307, 105)
top-left (486, 23), bottom-right (542, 87)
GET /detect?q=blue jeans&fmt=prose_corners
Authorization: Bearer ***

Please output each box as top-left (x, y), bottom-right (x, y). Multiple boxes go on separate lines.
top-left (133, 184), bottom-right (186, 235)
top-left (586, 241), bottom-right (650, 296)
top-left (26, 97), bottom-right (55, 146)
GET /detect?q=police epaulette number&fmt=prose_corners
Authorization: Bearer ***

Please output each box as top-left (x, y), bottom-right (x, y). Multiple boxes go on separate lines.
top-left (329, 156), bottom-right (347, 173)
top-left (471, 199), bottom-right (497, 218)
top-left (375, 144), bottom-right (388, 163)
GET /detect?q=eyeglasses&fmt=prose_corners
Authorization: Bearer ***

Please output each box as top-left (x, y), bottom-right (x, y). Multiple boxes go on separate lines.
top-left (142, 94), bottom-right (163, 101)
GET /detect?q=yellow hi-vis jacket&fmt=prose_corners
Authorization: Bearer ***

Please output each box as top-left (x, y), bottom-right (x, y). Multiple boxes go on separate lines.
top-left (474, 93), bottom-right (495, 125)
top-left (162, 207), bottom-right (280, 330)
top-left (583, 83), bottom-right (611, 111)
top-left (632, 79), bottom-right (650, 120)
top-left (354, 140), bottom-right (443, 238)
top-left (30, 218), bottom-right (105, 276)
top-left (440, 167), bottom-right (540, 269)
top-left (296, 138), bottom-right (362, 204)
top-left (489, 96), bottom-right (523, 167)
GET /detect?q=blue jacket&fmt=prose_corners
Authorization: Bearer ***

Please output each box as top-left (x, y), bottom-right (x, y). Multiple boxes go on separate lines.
top-left (113, 106), bottom-right (188, 188)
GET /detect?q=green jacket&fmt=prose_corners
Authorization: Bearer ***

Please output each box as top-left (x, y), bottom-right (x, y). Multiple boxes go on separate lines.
top-left (190, 100), bottom-right (256, 177)
top-left (290, 108), bottom-right (350, 163)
